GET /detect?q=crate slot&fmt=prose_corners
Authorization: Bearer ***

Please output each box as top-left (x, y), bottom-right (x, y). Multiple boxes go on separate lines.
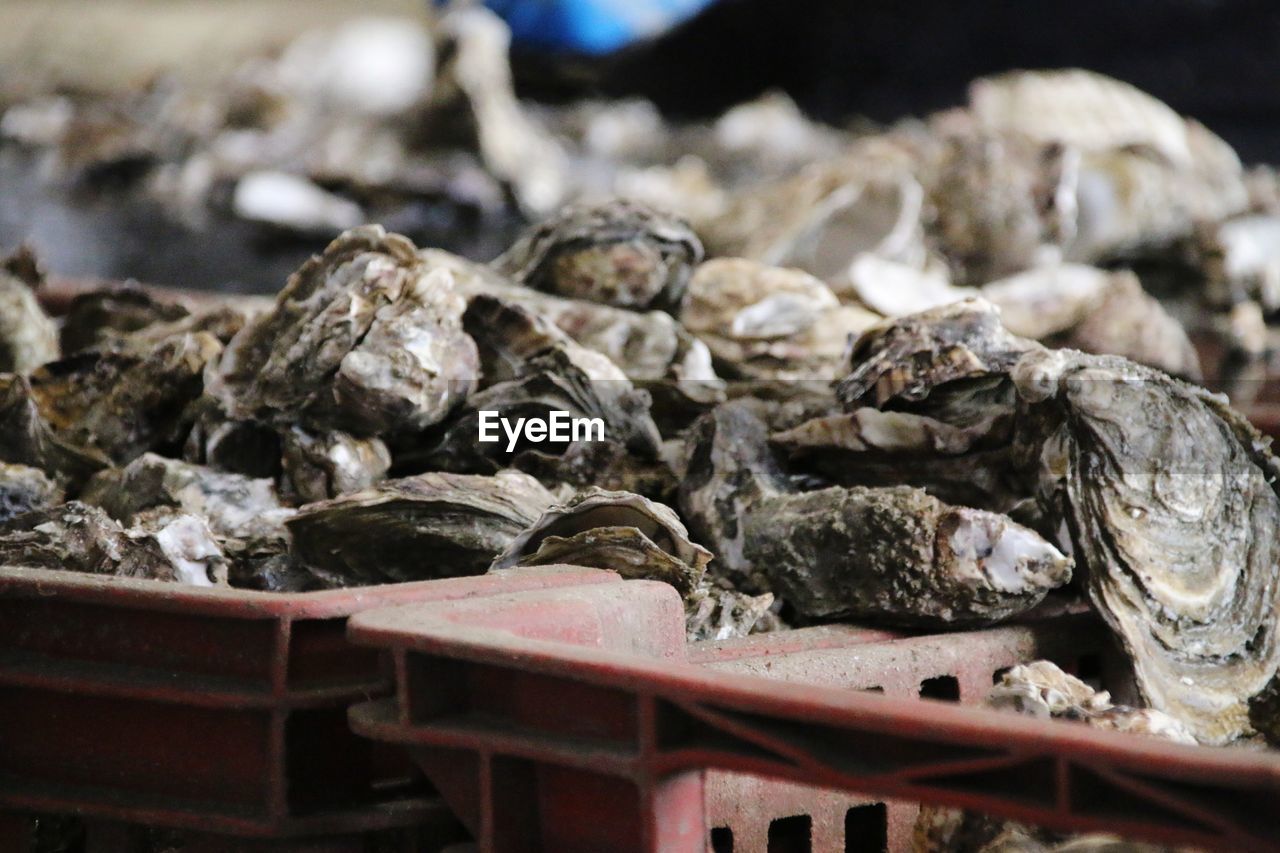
top-left (766, 813), bottom-right (811, 852)
top-left (843, 802), bottom-right (887, 852)
top-left (918, 676), bottom-right (960, 702)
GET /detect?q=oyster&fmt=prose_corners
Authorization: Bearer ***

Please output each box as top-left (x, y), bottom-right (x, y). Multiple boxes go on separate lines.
top-left (491, 487), bottom-right (711, 595)
top-left (209, 226), bottom-right (477, 436)
top-left (494, 199), bottom-right (702, 312)
top-left (1198, 214), bottom-right (1280, 310)
top-left (678, 402), bottom-right (788, 592)
top-left (0, 374), bottom-right (108, 487)
top-left (680, 257), bottom-right (879, 379)
top-left (58, 284), bottom-right (190, 355)
top-left (287, 470), bottom-right (556, 586)
top-left (916, 660), bottom-right (1194, 853)
top-left (746, 485), bottom-right (1071, 627)
top-left (685, 578), bottom-right (781, 642)
top-left (0, 246), bottom-right (58, 373)
top-left (31, 332), bottom-right (221, 465)
top-left (837, 298), bottom-right (1035, 411)
top-left (983, 266), bottom-right (1200, 380)
top-left (279, 427), bottom-right (391, 504)
top-left (0, 463), bottom-right (61, 523)
top-left (0, 502), bottom-right (183, 582)
top-left (1013, 348), bottom-right (1280, 744)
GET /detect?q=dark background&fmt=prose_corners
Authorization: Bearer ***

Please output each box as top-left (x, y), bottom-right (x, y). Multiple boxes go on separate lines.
top-left (518, 0), bottom-right (1280, 163)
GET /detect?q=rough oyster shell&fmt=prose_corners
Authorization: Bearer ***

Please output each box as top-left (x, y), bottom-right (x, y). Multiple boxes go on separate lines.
top-left (0, 501), bottom-right (182, 582)
top-left (57, 284), bottom-right (253, 357)
top-left (434, 248), bottom-right (715, 382)
top-left (30, 332), bottom-right (221, 465)
top-left (0, 246), bottom-right (58, 373)
top-left (0, 374), bottom-right (108, 487)
top-left (837, 298), bottom-right (1036, 410)
top-left (279, 427), bottom-right (391, 504)
top-left (677, 402), bottom-right (787, 593)
top-left (209, 226), bottom-right (477, 436)
top-left (746, 485), bottom-right (1071, 627)
top-left (494, 199), bottom-right (702, 312)
top-left (680, 258), bottom-right (879, 379)
top-left (1197, 214), bottom-right (1280, 311)
top-left (491, 487), bottom-right (710, 595)
top-left (983, 266), bottom-right (1200, 380)
top-left (1013, 348), bottom-right (1280, 744)
top-left (287, 469), bottom-right (556, 586)
top-left (685, 578), bottom-right (780, 642)
top-left (0, 463), bottom-right (61, 523)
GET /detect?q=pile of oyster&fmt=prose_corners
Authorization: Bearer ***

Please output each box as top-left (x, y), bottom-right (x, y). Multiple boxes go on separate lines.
top-left (6, 51), bottom-right (1280, 770)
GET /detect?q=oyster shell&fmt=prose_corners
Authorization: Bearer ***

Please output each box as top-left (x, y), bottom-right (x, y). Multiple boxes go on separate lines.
top-left (677, 402), bottom-right (788, 592)
top-left (209, 226), bottom-right (477, 436)
top-left (983, 266), bottom-right (1200, 380)
top-left (746, 485), bottom-right (1071, 627)
top-left (0, 463), bottom-right (61, 523)
top-left (0, 374), bottom-right (108, 487)
top-left (0, 246), bottom-right (58, 373)
top-left (30, 332), bottom-right (221, 465)
top-left (680, 258), bottom-right (879, 379)
top-left (917, 660), bottom-right (1194, 853)
top-left (491, 487), bottom-right (711, 595)
top-left (0, 502), bottom-right (182, 582)
top-left (685, 577), bottom-right (781, 642)
top-left (1197, 214), bottom-right (1280, 311)
top-left (279, 427), bottom-right (391, 504)
top-left (837, 298), bottom-right (1035, 411)
top-left (1013, 348), bottom-right (1280, 744)
top-left (287, 469), bottom-right (556, 586)
top-left (58, 284), bottom-right (190, 355)
top-left (494, 199), bottom-right (702, 312)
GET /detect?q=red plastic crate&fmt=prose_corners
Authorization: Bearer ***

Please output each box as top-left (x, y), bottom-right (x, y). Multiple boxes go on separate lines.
top-left (0, 565), bottom-right (615, 849)
top-left (347, 573), bottom-right (1280, 853)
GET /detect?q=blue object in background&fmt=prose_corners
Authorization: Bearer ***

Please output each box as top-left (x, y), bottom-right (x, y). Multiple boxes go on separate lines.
top-left (481, 0), bottom-right (718, 55)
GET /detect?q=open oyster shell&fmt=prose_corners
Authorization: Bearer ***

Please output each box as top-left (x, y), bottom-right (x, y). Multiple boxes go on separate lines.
top-left (0, 246), bottom-right (58, 374)
top-left (746, 484), bottom-right (1071, 627)
top-left (209, 226), bottom-right (477, 436)
top-left (1013, 348), bottom-right (1280, 744)
top-left (491, 487), bottom-right (711, 595)
top-left (287, 469), bottom-right (556, 586)
top-left (494, 199), bottom-right (702, 312)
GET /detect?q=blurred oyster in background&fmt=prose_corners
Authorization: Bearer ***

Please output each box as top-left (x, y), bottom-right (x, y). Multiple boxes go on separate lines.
top-left (495, 199), bottom-right (703, 312)
top-left (0, 463), bottom-right (61, 523)
top-left (0, 246), bottom-right (58, 374)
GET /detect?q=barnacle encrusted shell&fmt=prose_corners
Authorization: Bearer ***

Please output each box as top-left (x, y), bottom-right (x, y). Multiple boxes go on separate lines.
top-left (209, 226), bottom-right (478, 435)
top-left (746, 485), bottom-right (1071, 627)
top-left (491, 487), bottom-right (711, 595)
top-left (287, 470), bottom-right (557, 586)
top-left (494, 199), bottom-right (703, 312)
top-left (1013, 348), bottom-right (1280, 744)
top-left (0, 501), bottom-right (181, 582)
top-left (0, 246), bottom-right (58, 373)
top-left (680, 257), bottom-right (879, 379)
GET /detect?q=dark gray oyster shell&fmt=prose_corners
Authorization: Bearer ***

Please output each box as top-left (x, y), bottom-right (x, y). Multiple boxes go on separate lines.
top-left (434, 248), bottom-right (715, 382)
top-left (0, 374), bottom-right (108, 487)
top-left (279, 427), bottom-right (391, 504)
top-left (491, 487), bottom-right (711, 595)
top-left (745, 485), bottom-right (1071, 627)
top-left (1013, 348), bottom-right (1280, 744)
top-left (0, 246), bottom-right (58, 373)
top-left (209, 226), bottom-right (477, 436)
top-left (58, 284), bottom-right (190, 355)
top-left (0, 502), bottom-right (186, 582)
top-left (0, 463), bottom-right (61, 523)
top-left (677, 402), bottom-right (787, 593)
top-left (30, 332), bottom-right (221, 465)
top-left (287, 469), bottom-right (556, 586)
top-left (494, 199), bottom-right (702, 312)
